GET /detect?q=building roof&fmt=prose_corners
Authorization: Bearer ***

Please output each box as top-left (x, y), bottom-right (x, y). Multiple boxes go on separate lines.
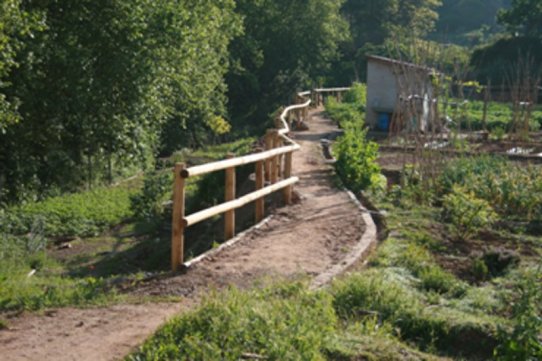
top-left (367, 55), bottom-right (435, 73)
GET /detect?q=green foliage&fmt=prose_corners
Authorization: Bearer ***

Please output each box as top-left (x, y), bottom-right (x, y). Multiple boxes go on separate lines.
top-left (472, 258), bottom-right (490, 282)
top-left (470, 36), bottom-right (542, 84)
top-left (0, 183), bottom-right (137, 238)
top-left (228, 0), bottom-right (347, 123)
top-left (439, 157), bottom-right (542, 222)
top-left (495, 268), bottom-right (542, 360)
top-left (0, 233), bottom-right (116, 311)
top-left (442, 185), bottom-right (496, 241)
top-left (0, 0), bottom-right (43, 131)
top-left (339, 0), bottom-right (442, 80)
top-left (0, 0), bottom-right (241, 203)
top-left (343, 82), bottom-right (367, 104)
top-left (491, 126), bottom-right (507, 140)
top-left (130, 172), bottom-right (171, 223)
top-left (0, 270), bottom-right (112, 311)
top-left (332, 270), bottom-right (497, 356)
top-left (326, 85), bottom-right (380, 193)
top-left (334, 122), bottom-right (381, 193)
top-left (129, 284), bottom-right (337, 361)
top-left (432, 0), bottom-right (509, 45)
top-left (498, 0), bottom-right (542, 38)
top-left (451, 98), bottom-right (542, 132)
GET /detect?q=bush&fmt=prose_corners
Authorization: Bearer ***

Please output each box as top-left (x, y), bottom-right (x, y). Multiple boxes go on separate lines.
top-left (443, 185), bottom-right (496, 241)
top-left (130, 172), bottom-right (172, 223)
top-left (343, 82), bottom-right (367, 105)
top-left (325, 83), bottom-right (366, 128)
top-left (494, 268), bottom-right (542, 360)
top-left (334, 122), bottom-right (381, 193)
top-left (129, 283), bottom-right (336, 361)
top-left (439, 157), bottom-right (542, 222)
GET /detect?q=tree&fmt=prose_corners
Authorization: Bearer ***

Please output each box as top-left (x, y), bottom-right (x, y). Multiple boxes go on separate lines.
top-left (227, 0), bottom-right (348, 126)
top-left (498, 0), bottom-right (542, 38)
top-left (338, 0), bottom-right (442, 82)
top-left (0, 0), bottom-right (241, 203)
top-left (0, 0), bottom-right (42, 132)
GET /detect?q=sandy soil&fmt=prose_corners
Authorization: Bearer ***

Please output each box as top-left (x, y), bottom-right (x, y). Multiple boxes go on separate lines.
top-left (0, 110), bottom-right (367, 361)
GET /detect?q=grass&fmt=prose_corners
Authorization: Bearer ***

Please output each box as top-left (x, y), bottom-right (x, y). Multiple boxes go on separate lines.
top-left (0, 182), bottom-right (139, 238)
top-left (0, 138), bottom-right (259, 313)
top-left (128, 281), bottom-right (449, 361)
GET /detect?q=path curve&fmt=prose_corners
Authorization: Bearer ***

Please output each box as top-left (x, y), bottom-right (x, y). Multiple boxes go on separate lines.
top-left (0, 110), bottom-right (372, 361)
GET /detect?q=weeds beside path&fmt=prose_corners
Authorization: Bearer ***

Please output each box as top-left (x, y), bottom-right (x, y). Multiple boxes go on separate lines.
top-left (0, 110), bottom-right (373, 361)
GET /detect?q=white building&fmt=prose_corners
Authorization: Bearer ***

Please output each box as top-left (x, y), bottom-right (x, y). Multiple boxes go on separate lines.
top-left (366, 55), bottom-right (437, 132)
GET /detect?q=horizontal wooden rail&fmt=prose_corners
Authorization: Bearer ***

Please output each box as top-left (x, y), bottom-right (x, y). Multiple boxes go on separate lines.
top-left (181, 144), bottom-right (300, 178)
top-left (171, 86), bottom-right (349, 271)
top-left (314, 87), bottom-right (351, 93)
top-left (183, 176), bottom-right (299, 227)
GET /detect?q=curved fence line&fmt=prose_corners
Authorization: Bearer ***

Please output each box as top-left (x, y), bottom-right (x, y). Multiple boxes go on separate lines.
top-left (170, 87), bottom-right (350, 271)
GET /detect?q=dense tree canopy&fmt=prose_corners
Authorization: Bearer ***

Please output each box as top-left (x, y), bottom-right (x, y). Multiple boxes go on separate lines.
top-left (227, 0), bottom-right (347, 125)
top-left (432, 0), bottom-right (510, 45)
top-left (498, 0), bottom-right (542, 38)
top-left (0, 0), bottom-right (240, 202)
top-left (337, 0), bottom-right (442, 82)
top-left (1, 0), bottom-right (531, 204)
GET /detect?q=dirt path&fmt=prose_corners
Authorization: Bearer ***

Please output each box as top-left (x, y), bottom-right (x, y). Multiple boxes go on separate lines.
top-left (0, 111), bottom-right (368, 361)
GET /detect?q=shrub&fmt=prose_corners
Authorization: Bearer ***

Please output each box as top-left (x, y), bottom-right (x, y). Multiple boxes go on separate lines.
top-left (494, 268), bottom-right (542, 360)
top-left (472, 258), bottom-right (490, 282)
top-left (438, 157), bottom-right (542, 222)
top-left (129, 284), bottom-right (336, 361)
top-left (442, 185), bottom-right (496, 241)
top-left (334, 122), bottom-right (380, 193)
top-left (130, 171), bottom-right (172, 223)
top-left (343, 82), bottom-right (367, 105)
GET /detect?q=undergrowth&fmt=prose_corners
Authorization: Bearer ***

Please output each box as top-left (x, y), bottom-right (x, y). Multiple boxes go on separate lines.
top-left (0, 138), bottom-right (258, 312)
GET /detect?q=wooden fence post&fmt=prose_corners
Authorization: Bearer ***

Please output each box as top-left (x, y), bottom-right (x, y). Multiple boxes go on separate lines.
top-left (224, 153), bottom-right (236, 240)
top-left (283, 151), bottom-right (293, 204)
top-left (265, 129), bottom-right (274, 181)
top-left (255, 159), bottom-right (265, 222)
top-left (171, 163), bottom-right (186, 271)
top-left (272, 130), bottom-right (280, 182)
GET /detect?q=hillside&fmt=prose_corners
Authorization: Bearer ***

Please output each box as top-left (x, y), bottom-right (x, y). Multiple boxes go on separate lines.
top-left (432, 0), bottom-right (511, 45)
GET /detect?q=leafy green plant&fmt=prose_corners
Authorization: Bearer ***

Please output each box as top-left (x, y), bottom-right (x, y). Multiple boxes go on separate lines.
top-left (490, 126), bottom-right (506, 141)
top-left (333, 122), bottom-right (380, 193)
top-left (472, 258), bottom-right (489, 282)
top-left (0, 184), bottom-right (137, 238)
top-left (130, 172), bottom-right (171, 223)
top-left (494, 268), bottom-right (542, 360)
top-left (439, 157), bottom-right (542, 222)
top-left (443, 185), bottom-right (496, 241)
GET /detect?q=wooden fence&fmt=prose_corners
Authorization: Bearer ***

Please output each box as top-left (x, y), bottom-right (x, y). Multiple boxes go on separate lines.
top-left (170, 87), bottom-right (350, 271)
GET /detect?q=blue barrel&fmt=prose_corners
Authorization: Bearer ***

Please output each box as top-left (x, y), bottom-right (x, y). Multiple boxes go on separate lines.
top-left (377, 113), bottom-right (390, 131)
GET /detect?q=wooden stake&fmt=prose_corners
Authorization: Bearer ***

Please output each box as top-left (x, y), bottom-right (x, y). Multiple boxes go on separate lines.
top-left (224, 153), bottom-right (236, 240)
top-left (171, 163), bottom-right (186, 271)
top-left (283, 152), bottom-right (293, 204)
top-left (271, 130), bottom-right (279, 183)
top-left (255, 160), bottom-right (265, 222)
top-left (265, 129), bottom-right (274, 181)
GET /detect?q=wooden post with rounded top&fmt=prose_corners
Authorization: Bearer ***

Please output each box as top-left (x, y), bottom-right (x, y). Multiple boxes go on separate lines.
top-left (224, 153), bottom-right (236, 240)
top-left (171, 163), bottom-right (186, 271)
top-left (255, 155), bottom-right (265, 222)
top-left (283, 151), bottom-right (293, 204)
top-left (272, 130), bottom-right (280, 182)
top-left (264, 129), bottom-right (274, 181)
